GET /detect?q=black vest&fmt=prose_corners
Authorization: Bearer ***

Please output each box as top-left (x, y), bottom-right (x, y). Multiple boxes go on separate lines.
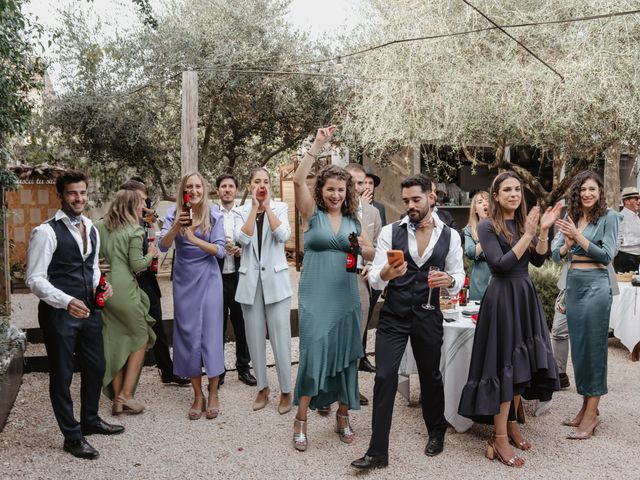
top-left (382, 221), bottom-right (451, 317)
top-left (46, 218), bottom-right (98, 309)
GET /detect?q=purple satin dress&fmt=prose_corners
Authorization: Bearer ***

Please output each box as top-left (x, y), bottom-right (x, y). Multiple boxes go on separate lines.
top-left (160, 205), bottom-right (226, 378)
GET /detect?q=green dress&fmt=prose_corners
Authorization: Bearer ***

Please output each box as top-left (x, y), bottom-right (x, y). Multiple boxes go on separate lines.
top-left (293, 209), bottom-right (363, 409)
top-left (95, 221), bottom-right (156, 399)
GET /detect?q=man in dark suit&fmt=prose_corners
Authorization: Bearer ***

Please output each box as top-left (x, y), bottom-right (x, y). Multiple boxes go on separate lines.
top-left (364, 168), bottom-right (387, 226)
top-left (120, 178), bottom-right (189, 386)
top-left (26, 171), bottom-right (124, 459)
top-left (216, 174), bottom-right (257, 387)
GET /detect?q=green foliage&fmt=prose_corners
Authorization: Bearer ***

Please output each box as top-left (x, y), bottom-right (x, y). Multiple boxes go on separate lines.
top-left (529, 260), bottom-right (562, 329)
top-left (44, 0), bottom-right (346, 201)
top-left (0, 0), bottom-right (46, 159)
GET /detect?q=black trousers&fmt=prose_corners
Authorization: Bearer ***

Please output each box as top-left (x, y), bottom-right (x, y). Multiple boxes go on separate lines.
top-left (222, 272), bottom-right (251, 373)
top-left (367, 308), bottom-right (446, 457)
top-left (137, 273), bottom-right (173, 379)
top-left (38, 303), bottom-right (105, 441)
top-left (614, 251), bottom-right (640, 273)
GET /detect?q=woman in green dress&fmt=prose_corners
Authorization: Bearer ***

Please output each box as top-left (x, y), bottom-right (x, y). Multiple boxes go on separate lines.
top-left (96, 190), bottom-right (157, 415)
top-left (463, 191), bottom-right (491, 300)
top-left (291, 126), bottom-right (375, 451)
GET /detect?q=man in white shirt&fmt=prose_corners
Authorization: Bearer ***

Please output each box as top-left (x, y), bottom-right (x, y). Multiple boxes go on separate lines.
top-left (614, 187), bottom-right (640, 273)
top-left (344, 163), bottom-right (382, 405)
top-left (215, 174), bottom-right (256, 387)
top-left (26, 171), bottom-right (121, 459)
top-left (352, 174), bottom-right (464, 470)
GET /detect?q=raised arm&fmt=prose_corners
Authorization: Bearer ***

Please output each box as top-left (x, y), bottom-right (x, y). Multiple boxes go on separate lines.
top-left (477, 216), bottom-right (536, 274)
top-left (293, 126), bottom-right (335, 222)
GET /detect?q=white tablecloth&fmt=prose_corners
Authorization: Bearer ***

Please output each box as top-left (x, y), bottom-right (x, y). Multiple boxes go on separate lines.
top-left (398, 304), bottom-right (478, 433)
top-left (610, 282), bottom-right (640, 354)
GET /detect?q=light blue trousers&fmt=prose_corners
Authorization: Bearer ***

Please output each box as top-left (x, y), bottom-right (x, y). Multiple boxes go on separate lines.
top-left (241, 278), bottom-right (292, 393)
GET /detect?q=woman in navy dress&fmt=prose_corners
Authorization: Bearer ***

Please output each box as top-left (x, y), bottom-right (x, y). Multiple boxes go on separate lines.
top-left (553, 171), bottom-right (620, 440)
top-left (458, 171), bottom-right (561, 468)
top-left (160, 172), bottom-right (226, 420)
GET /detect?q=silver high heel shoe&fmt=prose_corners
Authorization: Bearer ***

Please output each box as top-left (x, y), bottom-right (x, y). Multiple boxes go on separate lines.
top-left (293, 417), bottom-right (307, 451)
top-left (335, 413), bottom-right (355, 444)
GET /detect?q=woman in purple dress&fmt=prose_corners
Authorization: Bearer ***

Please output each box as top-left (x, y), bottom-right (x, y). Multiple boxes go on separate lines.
top-left (160, 172), bottom-right (226, 420)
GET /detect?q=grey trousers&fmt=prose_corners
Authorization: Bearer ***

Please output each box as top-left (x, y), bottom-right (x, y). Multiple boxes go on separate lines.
top-left (241, 279), bottom-right (292, 393)
top-left (357, 273), bottom-right (371, 338)
top-left (551, 309), bottom-right (569, 375)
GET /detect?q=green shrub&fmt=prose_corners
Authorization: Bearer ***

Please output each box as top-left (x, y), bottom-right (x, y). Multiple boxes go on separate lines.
top-left (529, 260), bottom-right (562, 330)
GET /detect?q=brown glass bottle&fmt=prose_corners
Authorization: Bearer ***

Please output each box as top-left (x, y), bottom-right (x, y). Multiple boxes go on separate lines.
top-left (182, 191), bottom-right (193, 226)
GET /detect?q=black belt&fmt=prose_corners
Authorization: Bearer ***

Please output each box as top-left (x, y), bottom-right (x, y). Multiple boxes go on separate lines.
top-left (356, 268), bottom-right (363, 274)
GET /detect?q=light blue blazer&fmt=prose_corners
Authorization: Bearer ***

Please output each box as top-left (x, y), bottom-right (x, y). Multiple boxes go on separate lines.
top-left (232, 200), bottom-right (292, 305)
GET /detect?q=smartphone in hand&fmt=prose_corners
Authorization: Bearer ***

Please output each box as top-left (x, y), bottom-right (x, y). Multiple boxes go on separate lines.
top-left (387, 249), bottom-right (404, 267)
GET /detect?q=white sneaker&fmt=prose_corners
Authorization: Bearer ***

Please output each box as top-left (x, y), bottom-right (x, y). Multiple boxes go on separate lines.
top-left (534, 399), bottom-right (553, 417)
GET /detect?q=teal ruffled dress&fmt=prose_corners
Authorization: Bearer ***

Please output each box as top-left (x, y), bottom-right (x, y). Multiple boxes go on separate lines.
top-left (293, 209), bottom-right (363, 409)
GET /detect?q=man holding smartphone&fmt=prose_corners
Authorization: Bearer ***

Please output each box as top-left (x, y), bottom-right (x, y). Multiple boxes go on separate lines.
top-left (351, 173), bottom-right (464, 470)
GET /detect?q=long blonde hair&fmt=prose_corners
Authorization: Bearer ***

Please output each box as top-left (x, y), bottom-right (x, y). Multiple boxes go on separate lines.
top-left (104, 190), bottom-right (142, 231)
top-left (466, 191), bottom-right (489, 241)
top-left (176, 172), bottom-right (212, 234)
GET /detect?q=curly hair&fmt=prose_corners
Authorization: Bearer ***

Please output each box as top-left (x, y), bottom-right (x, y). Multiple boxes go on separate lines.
top-left (489, 171), bottom-right (528, 245)
top-left (567, 170), bottom-right (607, 224)
top-left (313, 165), bottom-right (358, 218)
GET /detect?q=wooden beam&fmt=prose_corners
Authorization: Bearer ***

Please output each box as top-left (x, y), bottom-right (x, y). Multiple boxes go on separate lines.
top-left (0, 188), bottom-right (10, 320)
top-left (181, 71), bottom-right (199, 177)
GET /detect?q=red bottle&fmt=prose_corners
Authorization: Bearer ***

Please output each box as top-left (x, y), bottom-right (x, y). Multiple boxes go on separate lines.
top-left (182, 191), bottom-right (193, 226)
top-left (95, 274), bottom-right (107, 309)
top-left (346, 232), bottom-right (360, 273)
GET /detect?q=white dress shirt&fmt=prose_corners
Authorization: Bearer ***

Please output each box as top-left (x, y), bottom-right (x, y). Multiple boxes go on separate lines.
top-left (368, 213), bottom-right (465, 294)
top-left (220, 204), bottom-right (237, 274)
top-left (26, 210), bottom-right (100, 310)
top-left (618, 207), bottom-right (640, 255)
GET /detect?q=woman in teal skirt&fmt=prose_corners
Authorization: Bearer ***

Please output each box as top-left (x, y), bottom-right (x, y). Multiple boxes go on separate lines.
top-left (463, 191), bottom-right (491, 300)
top-left (291, 126), bottom-right (374, 451)
top-left (553, 170), bottom-right (620, 440)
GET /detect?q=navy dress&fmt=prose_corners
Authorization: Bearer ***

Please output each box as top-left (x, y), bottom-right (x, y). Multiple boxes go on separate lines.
top-left (458, 219), bottom-right (560, 424)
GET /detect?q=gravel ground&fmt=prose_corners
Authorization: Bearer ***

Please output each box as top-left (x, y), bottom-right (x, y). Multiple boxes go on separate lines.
top-left (1, 337), bottom-right (639, 480)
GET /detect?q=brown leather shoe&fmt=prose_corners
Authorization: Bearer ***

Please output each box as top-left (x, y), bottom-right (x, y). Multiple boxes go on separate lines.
top-left (253, 388), bottom-right (270, 411)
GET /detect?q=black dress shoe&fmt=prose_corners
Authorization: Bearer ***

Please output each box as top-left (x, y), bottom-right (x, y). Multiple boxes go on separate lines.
top-left (238, 370), bottom-right (257, 386)
top-left (161, 374), bottom-right (191, 386)
top-left (218, 374), bottom-right (225, 387)
top-left (351, 454), bottom-right (389, 470)
top-left (559, 373), bottom-right (570, 389)
top-left (81, 419), bottom-right (125, 436)
top-left (63, 438), bottom-right (99, 460)
top-left (359, 392), bottom-right (369, 406)
top-left (317, 405), bottom-right (331, 416)
top-left (424, 436), bottom-right (444, 457)
top-left (359, 357), bottom-right (376, 373)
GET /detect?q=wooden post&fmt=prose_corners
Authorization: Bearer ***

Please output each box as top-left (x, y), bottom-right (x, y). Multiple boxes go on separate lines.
top-left (604, 141), bottom-right (621, 210)
top-left (0, 188), bottom-right (10, 320)
top-left (181, 71), bottom-right (199, 177)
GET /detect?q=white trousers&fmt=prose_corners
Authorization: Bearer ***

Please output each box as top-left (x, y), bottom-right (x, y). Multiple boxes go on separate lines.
top-left (241, 279), bottom-right (292, 393)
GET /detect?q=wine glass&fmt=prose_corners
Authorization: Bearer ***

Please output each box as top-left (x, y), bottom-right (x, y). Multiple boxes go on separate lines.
top-left (422, 266), bottom-right (440, 310)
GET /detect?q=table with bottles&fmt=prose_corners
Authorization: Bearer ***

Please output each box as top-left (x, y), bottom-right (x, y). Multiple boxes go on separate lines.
top-left (397, 302), bottom-right (479, 433)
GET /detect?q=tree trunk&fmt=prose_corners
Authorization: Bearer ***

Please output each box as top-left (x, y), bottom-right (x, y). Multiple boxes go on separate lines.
top-left (604, 141), bottom-right (621, 209)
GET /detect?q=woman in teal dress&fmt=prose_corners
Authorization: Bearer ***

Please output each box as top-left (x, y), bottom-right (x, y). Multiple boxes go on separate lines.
top-left (463, 191), bottom-right (491, 300)
top-left (553, 170), bottom-right (620, 440)
top-left (96, 190), bottom-right (157, 414)
top-left (291, 126), bottom-right (375, 451)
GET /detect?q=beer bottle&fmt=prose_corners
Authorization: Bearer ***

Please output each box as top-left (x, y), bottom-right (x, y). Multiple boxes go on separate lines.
top-left (182, 191), bottom-right (193, 226)
top-left (95, 273), bottom-right (107, 309)
top-left (346, 232), bottom-right (360, 273)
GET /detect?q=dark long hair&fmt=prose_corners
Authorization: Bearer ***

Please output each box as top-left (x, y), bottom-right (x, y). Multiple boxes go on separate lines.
top-left (489, 171), bottom-right (528, 244)
top-left (567, 170), bottom-right (607, 224)
top-left (313, 165), bottom-right (358, 218)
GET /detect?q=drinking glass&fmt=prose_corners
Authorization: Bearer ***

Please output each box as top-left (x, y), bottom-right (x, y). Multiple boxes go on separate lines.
top-left (422, 266), bottom-right (440, 310)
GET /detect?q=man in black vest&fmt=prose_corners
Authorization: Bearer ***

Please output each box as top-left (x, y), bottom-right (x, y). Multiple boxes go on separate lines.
top-left (26, 171), bottom-right (124, 459)
top-left (119, 178), bottom-right (189, 385)
top-left (351, 174), bottom-right (465, 470)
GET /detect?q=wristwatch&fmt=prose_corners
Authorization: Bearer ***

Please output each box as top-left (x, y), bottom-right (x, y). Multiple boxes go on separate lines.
top-left (448, 275), bottom-right (455, 289)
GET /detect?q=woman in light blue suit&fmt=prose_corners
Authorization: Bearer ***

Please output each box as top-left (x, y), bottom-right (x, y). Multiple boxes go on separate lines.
top-left (233, 167), bottom-right (293, 414)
